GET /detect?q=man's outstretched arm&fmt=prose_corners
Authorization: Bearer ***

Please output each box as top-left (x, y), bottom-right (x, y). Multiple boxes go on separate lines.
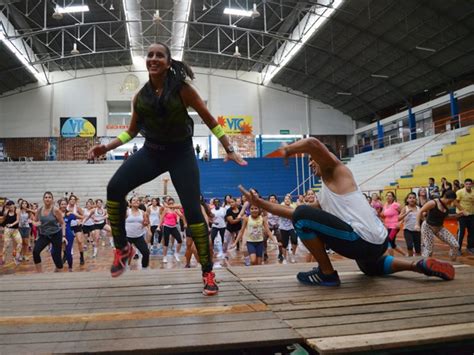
top-left (281, 137), bottom-right (339, 169)
top-left (239, 185), bottom-right (294, 220)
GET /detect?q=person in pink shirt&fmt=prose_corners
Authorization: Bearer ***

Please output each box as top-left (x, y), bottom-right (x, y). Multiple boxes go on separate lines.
top-left (371, 192), bottom-right (383, 217)
top-left (382, 192), bottom-right (405, 256)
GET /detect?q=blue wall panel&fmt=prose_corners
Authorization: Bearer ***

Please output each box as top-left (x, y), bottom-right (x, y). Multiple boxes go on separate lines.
top-left (197, 157), bottom-right (314, 199)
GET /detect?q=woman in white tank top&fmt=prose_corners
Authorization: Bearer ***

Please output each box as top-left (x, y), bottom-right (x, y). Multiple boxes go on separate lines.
top-left (146, 198), bottom-right (161, 247)
top-left (125, 196), bottom-right (150, 269)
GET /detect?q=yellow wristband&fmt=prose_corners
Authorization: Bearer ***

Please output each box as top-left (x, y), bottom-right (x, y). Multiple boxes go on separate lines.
top-left (211, 125), bottom-right (225, 139)
top-left (117, 131), bottom-right (132, 144)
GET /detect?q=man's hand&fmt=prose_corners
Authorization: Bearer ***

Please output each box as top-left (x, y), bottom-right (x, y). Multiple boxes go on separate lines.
top-left (278, 143), bottom-right (290, 166)
top-left (239, 185), bottom-right (260, 206)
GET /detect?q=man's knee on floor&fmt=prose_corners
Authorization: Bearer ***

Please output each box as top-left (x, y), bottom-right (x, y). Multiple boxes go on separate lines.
top-left (356, 255), bottom-right (394, 276)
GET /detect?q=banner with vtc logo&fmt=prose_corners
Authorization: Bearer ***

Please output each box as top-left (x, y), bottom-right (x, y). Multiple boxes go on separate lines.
top-left (60, 117), bottom-right (97, 137)
top-left (217, 115), bottom-right (253, 135)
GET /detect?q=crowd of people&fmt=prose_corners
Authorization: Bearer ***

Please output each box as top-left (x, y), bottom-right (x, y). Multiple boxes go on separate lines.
top-left (0, 189), bottom-right (316, 270)
top-left (365, 177), bottom-right (473, 259)
top-left (0, 175), bottom-right (471, 271)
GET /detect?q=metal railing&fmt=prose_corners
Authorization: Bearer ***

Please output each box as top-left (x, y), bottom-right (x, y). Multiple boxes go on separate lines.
top-left (350, 108), bottom-right (474, 157)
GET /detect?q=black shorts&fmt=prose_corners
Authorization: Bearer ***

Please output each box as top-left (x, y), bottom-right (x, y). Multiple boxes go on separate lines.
top-left (72, 225), bottom-right (82, 234)
top-left (93, 222), bottom-right (106, 231)
top-left (82, 225), bottom-right (95, 235)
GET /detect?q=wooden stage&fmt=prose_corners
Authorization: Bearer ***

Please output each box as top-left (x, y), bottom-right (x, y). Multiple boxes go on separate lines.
top-left (0, 260), bottom-right (473, 354)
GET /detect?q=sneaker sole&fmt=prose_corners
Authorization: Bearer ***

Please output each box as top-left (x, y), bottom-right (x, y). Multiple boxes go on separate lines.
top-left (202, 290), bottom-right (218, 296)
top-left (111, 248), bottom-right (135, 278)
top-left (425, 259), bottom-right (455, 281)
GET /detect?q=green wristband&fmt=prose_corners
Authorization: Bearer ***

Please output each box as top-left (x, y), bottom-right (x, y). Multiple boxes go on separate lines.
top-left (117, 131), bottom-right (132, 144)
top-left (211, 125), bottom-right (225, 139)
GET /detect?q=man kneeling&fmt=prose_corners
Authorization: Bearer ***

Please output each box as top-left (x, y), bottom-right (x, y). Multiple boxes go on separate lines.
top-left (239, 137), bottom-right (454, 285)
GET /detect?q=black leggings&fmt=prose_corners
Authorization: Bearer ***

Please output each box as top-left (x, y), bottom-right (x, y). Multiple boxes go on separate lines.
top-left (33, 232), bottom-right (63, 269)
top-left (106, 140), bottom-right (212, 273)
top-left (211, 227), bottom-right (225, 245)
top-left (404, 229), bottom-right (421, 254)
top-left (127, 236), bottom-right (150, 268)
top-left (162, 226), bottom-right (182, 247)
top-left (280, 229), bottom-right (297, 248)
top-left (292, 205), bottom-right (389, 276)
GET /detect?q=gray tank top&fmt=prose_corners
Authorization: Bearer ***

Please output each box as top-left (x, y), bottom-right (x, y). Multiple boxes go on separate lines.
top-left (38, 207), bottom-right (61, 235)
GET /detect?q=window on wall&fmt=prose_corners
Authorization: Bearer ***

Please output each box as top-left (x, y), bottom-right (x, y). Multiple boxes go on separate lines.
top-left (107, 101), bottom-right (132, 129)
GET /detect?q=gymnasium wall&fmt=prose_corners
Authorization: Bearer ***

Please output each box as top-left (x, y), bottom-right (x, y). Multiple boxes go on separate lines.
top-left (0, 66), bottom-right (353, 138)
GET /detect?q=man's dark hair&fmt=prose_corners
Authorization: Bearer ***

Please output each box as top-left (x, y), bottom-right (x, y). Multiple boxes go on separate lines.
top-left (465, 178), bottom-right (473, 183)
top-left (442, 190), bottom-right (456, 199)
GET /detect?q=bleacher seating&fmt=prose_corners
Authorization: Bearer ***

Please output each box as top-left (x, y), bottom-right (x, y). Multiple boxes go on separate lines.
top-left (397, 126), bottom-right (474, 188)
top-left (0, 161), bottom-right (176, 203)
top-left (345, 126), bottom-right (471, 192)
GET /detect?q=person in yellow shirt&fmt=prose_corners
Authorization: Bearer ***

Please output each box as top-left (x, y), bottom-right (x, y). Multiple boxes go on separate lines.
top-left (456, 178), bottom-right (474, 255)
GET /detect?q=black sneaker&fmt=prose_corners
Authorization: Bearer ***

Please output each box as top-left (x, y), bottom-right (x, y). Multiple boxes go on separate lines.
top-left (296, 267), bottom-right (341, 286)
top-left (110, 244), bottom-right (135, 278)
top-left (278, 254), bottom-right (284, 263)
top-left (202, 271), bottom-right (219, 296)
top-left (416, 258), bottom-right (455, 281)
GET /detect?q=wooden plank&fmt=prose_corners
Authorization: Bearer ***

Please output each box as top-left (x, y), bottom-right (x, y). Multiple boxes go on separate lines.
top-left (0, 273), bottom-right (237, 291)
top-left (0, 311), bottom-right (278, 335)
top-left (0, 282), bottom-right (247, 301)
top-left (0, 297), bottom-right (264, 317)
top-left (287, 304), bottom-right (474, 328)
top-left (307, 323), bottom-right (474, 354)
top-left (0, 328), bottom-right (302, 354)
top-left (270, 288), bottom-right (474, 312)
top-left (297, 312), bottom-right (474, 338)
top-left (227, 261), bottom-right (468, 279)
top-left (0, 318), bottom-right (291, 345)
top-left (276, 295), bottom-right (474, 320)
top-left (0, 303), bottom-right (267, 326)
top-left (0, 287), bottom-right (252, 308)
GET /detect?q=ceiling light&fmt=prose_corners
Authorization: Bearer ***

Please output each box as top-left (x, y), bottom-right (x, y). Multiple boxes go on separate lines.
top-left (371, 74), bottom-right (389, 79)
top-left (336, 92), bottom-right (352, 96)
top-left (202, 3), bottom-right (207, 11)
top-left (251, 3), bottom-right (260, 18)
top-left (56, 5), bottom-right (90, 14)
top-left (435, 91), bottom-right (447, 97)
top-left (71, 42), bottom-right (79, 55)
top-left (0, 30), bottom-right (46, 84)
top-left (261, 0), bottom-right (344, 85)
top-left (171, 0), bottom-right (192, 61)
top-left (52, 6), bottom-right (64, 20)
top-left (153, 10), bottom-right (162, 23)
top-left (233, 45), bottom-right (241, 57)
top-left (110, 3), bottom-right (115, 10)
top-left (415, 46), bottom-right (436, 53)
top-left (224, 7), bottom-right (253, 17)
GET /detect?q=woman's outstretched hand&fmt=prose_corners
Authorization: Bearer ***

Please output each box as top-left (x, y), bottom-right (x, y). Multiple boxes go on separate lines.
top-left (88, 144), bottom-right (108, 160)
top-left (224, 151), bottom-right (247, 166)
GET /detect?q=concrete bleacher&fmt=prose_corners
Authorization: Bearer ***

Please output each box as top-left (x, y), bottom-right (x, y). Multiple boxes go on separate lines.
top-left (0, 161), bottom-right (176, 203)
top-left (346, 126), bottom-right (471, 192)
top-left (397, 126), bottom-right (474, 188)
